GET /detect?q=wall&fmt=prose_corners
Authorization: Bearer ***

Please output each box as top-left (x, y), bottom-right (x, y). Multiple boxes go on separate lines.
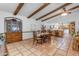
top-left (0, 11), bottom-right (42, 40)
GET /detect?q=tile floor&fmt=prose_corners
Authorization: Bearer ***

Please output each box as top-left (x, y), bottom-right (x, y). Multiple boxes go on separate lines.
top-left (6, 30), bottom-right (79, 56)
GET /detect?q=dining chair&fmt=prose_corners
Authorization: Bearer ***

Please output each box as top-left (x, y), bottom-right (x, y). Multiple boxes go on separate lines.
top-left (33, 31), bottom-right (43, 45)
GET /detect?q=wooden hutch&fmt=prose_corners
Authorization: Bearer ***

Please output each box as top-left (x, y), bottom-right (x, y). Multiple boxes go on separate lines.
top-left (5, 17), bottom-right (22, 43)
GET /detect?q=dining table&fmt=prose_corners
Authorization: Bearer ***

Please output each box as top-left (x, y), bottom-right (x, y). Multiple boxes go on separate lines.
top-left (37, 32), bottom-right (51, 43)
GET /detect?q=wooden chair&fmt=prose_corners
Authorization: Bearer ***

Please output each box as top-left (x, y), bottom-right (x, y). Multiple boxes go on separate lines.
top-left (33, 31), bottom-right (43, 45)
top-left (52, 30), bottom-right (56, 36)
top-left (73, 35), bottom-right (79, 51)
top-left (58, 30), bottom-right (64, 37)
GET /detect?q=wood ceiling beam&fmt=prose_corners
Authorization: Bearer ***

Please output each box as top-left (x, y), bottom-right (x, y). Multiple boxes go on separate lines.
top-left (42, 5), bottom-right (79, 22)
top-left (13, 3), bottom-right (24, 15)
top-left (27, 3), bottom-right (50, 18)
top-left (42, 13), bottom-right (62, 22)
top-left (36, 3), bottom-right (72, 20)
top-left (69, 5), bottom-right (79, 10)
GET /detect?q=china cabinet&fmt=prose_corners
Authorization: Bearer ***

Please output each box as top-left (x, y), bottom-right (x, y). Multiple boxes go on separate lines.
top-left (5, 17), bottom-right (22, 43)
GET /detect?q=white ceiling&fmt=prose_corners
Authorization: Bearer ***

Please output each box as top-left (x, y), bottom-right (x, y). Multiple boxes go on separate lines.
top-left (30, 3), bottom-right (64, 19)
top-left (45, 11), bottom-right (79, 24)
top-left (0, 3), bottom-right (78, 21)
top-left (41, 4), bottom-right (79, 20)
top-left (0, 3), bottom-right (18, 13)
top-left (18, 3), bottom-right (43, 16)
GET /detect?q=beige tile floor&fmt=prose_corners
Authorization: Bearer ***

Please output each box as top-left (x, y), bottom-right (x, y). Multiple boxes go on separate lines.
top-left (6, 31), bottom-right (79, 56)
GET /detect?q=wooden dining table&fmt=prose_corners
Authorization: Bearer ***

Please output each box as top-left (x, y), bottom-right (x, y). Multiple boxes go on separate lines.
top-left (37, 32), bottom-right (51, 43)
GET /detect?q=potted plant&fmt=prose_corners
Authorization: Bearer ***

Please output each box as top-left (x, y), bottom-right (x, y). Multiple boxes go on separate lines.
top-left (71, 32), bottom-right (76, 37)
top-left (0, 33), bottom-right (8, 56)
top-left (0, 33), bottom-right (4, 41)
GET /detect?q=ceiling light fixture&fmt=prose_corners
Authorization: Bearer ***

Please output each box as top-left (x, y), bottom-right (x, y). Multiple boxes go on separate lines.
top-left (61, 12), bottom-right (68, 16)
